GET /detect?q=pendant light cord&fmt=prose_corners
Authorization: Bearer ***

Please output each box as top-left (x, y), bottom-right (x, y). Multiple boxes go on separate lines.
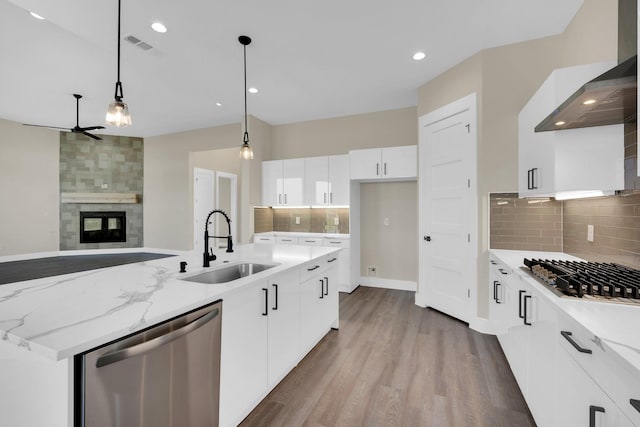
top-left (243, 43), bottom-right (249, 143)
top-left (114, 0), bottom-right (123, 101)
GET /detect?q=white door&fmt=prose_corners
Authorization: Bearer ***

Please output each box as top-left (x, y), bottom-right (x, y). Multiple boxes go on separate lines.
top-left (193, 168), bottom-right (215, 251)
top-left (304, 156), bottom-right (329, 205)
top-left (349, 148), bottom-right (381, 180)
top-left (262, 160), bottom-right (283, 206)
top-left (381, 145), bottom-right (417, 179)
top-left (283, 158), bottom-right (305, 206)
top-left (215, 172), bottom-right (237, 249)
top-left (418, 93), bottom-right (477, 323)
top-left (328, 155), bottom-right (350, 205)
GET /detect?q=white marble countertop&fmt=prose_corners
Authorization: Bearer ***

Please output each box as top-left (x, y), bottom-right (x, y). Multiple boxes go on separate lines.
top-left (0, 244), bottom-right (340, 361)
top-left (490, 249), bottom-right (640, 371)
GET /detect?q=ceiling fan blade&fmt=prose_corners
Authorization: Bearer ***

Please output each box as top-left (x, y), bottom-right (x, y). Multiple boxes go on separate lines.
top-left (81, 131), bottom-right (102, 140)
top-left (78, 126), bottom-right (106, 131)
top-left (23, 123), bottom-right (70, 131)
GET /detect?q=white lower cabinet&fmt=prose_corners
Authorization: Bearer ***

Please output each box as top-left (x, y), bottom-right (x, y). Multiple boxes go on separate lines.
top-left (220, 260), bottom-right (339, 427)
top-left (219, 281), bottom-right (268, 427)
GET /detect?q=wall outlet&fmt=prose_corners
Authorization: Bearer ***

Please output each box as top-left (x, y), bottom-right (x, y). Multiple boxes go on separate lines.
top-left (295, 216), bottom-right (300, 225)
top-left (587, 224), bottom-right (594, 242)
top-left (367, 266), bottom-right (377, 276)
top-left (101, 183), bottom-right (108, 189)
top-left (334, 216), bottom-right (339, 225)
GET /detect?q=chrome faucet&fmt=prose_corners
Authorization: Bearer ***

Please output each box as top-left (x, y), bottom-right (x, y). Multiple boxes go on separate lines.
top-left (203, 209), bottom-right (234, 267)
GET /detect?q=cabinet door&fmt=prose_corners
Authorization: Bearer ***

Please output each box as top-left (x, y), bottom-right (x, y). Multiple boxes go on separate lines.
top-left (350, 148), bottom-right (381, 180)
top-left (219, 281), bottom-right (268, 427)
top-left (381, 145), bottom-right (417, 179)
top-left (262, 160), bottom-right (284, 206)
top-left (304, 157), bottom-right (329, 205)
top-left (526, 288), bottom-right (558, 427)
top-left (267, 269), bottom-right (300, 387)
top-left (322, 263), bottom-right (339, 329)
top-left (506, 285), bottom-right (530, 397)
top-left (328, 155), bottom-right (350, 205)
top-left (556, 346), bottom-right (620, 427)
top-left (300, 271), bottom-right (327, 354)
top-left (283, 158), bottom-right (305, 206)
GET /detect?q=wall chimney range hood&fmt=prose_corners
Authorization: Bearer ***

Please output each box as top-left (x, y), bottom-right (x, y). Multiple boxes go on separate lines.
top-left (535, 55), bottom-right (637, 132)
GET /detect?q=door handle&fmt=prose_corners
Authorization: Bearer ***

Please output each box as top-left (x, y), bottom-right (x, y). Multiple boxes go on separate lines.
top-left (376, 163), bottom-right (380, 176)
top-left (324, 276), bottom-right (329, 296)
top-left (384, 162), bottom-right (387, 175)
top-left (589, 405), bottom-right (605, 427)
top-left (518, 290), bottom-right (526, 319)
top-left (527, 169), bottom-right (532, 190)
top-left (531, 168), bottom-right (538, 189)
top-left (284, 193), bottom-right (287, 204)
top-left (272, 284), bottom-right (278, 310)
top-left (493, 280), bottom-right (498, 302)
top-left (561, 331), bottom-right (592, 354)
top-left (96, 306), bottom-right (220, 368)
top-left (330, 192), bottom-right (333, 203)
top-left (523, 295), bottom-right (532, 326)
top-left (423, 236), bottom-right (431, 242)
top-left (324, 192), bottom-right (327, 203)
top-left (328, 257), bottom-right (337, 263)
top-left (319, 279), bottom-right (324, 299)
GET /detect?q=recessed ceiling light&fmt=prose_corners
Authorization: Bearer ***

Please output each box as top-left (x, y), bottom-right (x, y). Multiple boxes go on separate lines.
top-left (555, 121), bottom-right (566, 126)
top-left (583, 99), bottom-right (596, 105)
top-left (151, 22), bottom-right (167, 33)
top-left (413, 51), bottom-right (426, 61)
top-left (29, 11), bottom-right (45, 20)
top-left (216, 102), bottom-right (222, 107)
top-left (248, 87), bottom-right (258, 94)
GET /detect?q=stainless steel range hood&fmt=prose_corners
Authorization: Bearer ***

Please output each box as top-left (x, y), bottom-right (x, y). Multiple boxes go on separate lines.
top-left (535, 55), bottom-right (637, 132)
top-left (535, 0), bottom-right (637, 133)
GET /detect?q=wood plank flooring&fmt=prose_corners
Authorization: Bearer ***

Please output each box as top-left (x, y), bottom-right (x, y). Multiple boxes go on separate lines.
top-left (240, 286), bottom-right (535, 427)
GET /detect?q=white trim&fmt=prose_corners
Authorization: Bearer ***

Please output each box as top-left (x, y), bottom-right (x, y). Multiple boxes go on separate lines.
top-left (358, 276), bottom-right (416, 292)
top-left (469, 317), bottom-right (496, 335)
top-left (215, 171), bottom-right (238, 240)
top-left (339, 283), bottom-right (360, 293)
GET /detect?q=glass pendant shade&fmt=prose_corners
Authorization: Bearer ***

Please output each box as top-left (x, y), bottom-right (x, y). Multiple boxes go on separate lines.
top-left (239, 141), bottom-right (254, 160)
top-left (105, 99), bottom-right (132, 127)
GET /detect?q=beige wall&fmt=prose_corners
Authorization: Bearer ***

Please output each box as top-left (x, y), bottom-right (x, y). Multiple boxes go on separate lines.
top-left (0, 118), bottom-right (59, 256)
top-left (360, 182), bottom-right (418, 281)
top-left (417, 0), bottom-right (618, 319)
top-left (271, 107), bottom-right (417, 159)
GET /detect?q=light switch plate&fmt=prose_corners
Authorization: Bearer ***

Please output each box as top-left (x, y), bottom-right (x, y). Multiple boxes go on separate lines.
top-left (587, 224), bottom-right (594, 242)
top-left (334, 216), bottom-right (339, 225)
top-left (295, 216), bottom-right (300, 225)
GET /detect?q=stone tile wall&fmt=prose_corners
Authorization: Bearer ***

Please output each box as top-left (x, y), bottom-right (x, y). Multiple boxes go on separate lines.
top-left (59, 133), bottom-right (143, 250)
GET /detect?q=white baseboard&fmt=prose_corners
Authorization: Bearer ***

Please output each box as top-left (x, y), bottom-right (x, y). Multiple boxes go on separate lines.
top-left (359, 276), bottom-right (416, 292)
top-left (469, 317), bottom-right (496, 335)
top-left (339, 283), bottom-right (360, 293)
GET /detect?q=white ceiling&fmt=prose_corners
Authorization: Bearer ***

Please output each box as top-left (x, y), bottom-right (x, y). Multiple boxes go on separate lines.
top-left (0, 0), bottom-right (583, 138)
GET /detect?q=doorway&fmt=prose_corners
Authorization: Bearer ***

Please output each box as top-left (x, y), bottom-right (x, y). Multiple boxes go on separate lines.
top-left (215, 172), bottom-right (238, 249)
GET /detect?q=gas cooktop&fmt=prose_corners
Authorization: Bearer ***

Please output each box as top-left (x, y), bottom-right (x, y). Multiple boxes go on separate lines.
top-left (523, 258), bottom-right (640, 305)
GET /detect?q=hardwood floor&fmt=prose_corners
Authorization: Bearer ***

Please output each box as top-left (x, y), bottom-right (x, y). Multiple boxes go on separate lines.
top-left (240, 287), bottom-right (535, 427)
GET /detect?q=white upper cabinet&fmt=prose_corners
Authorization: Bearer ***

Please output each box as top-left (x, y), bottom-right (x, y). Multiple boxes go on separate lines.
top-left (304, 155), bottom-right (350, 206)
top-left (518, 61), bottom-right (624, 198)
top-left (261, 159), bottom-right (304, 206)
top-left (349, 145), bottom-right (417, 181)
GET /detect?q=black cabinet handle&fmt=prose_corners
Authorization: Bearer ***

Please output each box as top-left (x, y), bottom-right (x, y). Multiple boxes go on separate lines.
top-left (496, 282), bottom-right (502, 304)
top-left (262, 288), bottom-right (268, 316)
top-left (527, 169), bottom-right (532, 190)
top-left (324, 276), bottom-right (329, 296)
top-left (319, 279), bottom-right (324, 299)
top-left (493, 280), bottom-right (498, 302)
top-left (272, 284), bottom-right (278, 310)
top-left (589, 405), bottom-right (605, 427)
top-left (498, 268), bottom-right (508, 275)
top-left (561, 331), bottom-right (592, 354)
top-left (384, 162), bottom-right (387, 175)
top-left (523, 295), bottom-right (532, 326)
top-left (307, 265), bottom-right (320, 271)
top-left (531, 168), bottom-right (538, 189)
top-left (630, 399), bottom-right (640, 414)
top-left (376, 163), bottom-right (380, 176)
top-left (330, 192), bottom-right (333, 203)
top-left (519, 290), bottom-right (526, 319)
top-left (328, 257), bottom-right (337, 263)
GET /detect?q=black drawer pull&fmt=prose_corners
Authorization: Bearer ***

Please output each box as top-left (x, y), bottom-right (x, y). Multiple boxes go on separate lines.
top-left (328, 257), bottom-right (337, 263)
top-left (498, 268), bottom-right (508, 275)
top-left (493, 280), bottom-right (498, 302)
top-left (561, 331), bottom-right (592, 354)
top-left (307, 265), bottom-right (320, 271)
top-left (531, 168), bottom-right (538, 189)
top-left (319, 279), bottom-right (324, 299)
top-left (630, 399), bottom-right (640, 414)
top-left (589, 405), bottom-right (605, 427)
top-left (262, 288), bottom-right (268, 316)
top-left (518, 290), bottom-right (526, 319)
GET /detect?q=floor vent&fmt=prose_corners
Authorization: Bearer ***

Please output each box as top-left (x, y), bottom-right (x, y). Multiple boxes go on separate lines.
top-left (124, 34), bottom-right (154, 51)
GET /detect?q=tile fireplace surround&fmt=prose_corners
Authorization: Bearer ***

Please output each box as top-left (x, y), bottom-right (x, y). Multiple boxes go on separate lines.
top-left (59, 133), bottom-right (143, 250)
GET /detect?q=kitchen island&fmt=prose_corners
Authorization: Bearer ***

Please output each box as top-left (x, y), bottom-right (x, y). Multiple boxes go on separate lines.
top-left (0, 243), bottom-right (340, 427)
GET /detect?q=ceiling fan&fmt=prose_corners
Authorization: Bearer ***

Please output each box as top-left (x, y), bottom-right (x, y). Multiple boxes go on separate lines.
top-left (24, 94), bottom-right (105, 140)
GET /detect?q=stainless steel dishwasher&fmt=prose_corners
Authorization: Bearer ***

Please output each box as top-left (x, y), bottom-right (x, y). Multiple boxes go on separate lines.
top-left (77, 300), bottom-right (222, 427)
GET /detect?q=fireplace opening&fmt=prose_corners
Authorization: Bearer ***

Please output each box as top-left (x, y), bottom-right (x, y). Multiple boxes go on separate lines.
top-left (80, 211), bottom-right (126, 243)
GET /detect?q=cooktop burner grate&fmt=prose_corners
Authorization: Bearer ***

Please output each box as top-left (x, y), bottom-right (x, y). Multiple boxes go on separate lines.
top-left (523, 258), bottom-right (640, 304)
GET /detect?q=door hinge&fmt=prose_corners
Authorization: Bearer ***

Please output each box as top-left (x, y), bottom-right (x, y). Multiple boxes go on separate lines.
top-left (465, 123), bottom-right (470, 133)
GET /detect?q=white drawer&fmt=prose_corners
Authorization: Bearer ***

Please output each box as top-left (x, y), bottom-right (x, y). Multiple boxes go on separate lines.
top-left (614, 358), bottom-right (640, 426)
top-left (299, 237), bottom-right (323, 246)
top-left (299, 257), bottom-right (328, 282)
top-left (557, 310), bottom-right (618, 401)
top-left (322, 238), bottom-right (350, 248)
top-left (254, 235), bottom-right (275, 243)
top-left (276, 236), bottom-right (299, 245)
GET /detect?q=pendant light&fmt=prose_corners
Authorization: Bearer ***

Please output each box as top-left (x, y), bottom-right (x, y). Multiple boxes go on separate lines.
top-left (239, 35), bottom-right (253, 160)
top-left (105, 0), bottom-right (132, 127)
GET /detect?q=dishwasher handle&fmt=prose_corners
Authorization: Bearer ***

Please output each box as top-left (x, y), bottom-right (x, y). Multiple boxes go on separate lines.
top-left (96, 307), bottom-right (220, 368)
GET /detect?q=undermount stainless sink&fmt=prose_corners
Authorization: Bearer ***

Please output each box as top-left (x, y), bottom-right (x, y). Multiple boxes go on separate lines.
top-left (181, 262), bottom-right (277, 284)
